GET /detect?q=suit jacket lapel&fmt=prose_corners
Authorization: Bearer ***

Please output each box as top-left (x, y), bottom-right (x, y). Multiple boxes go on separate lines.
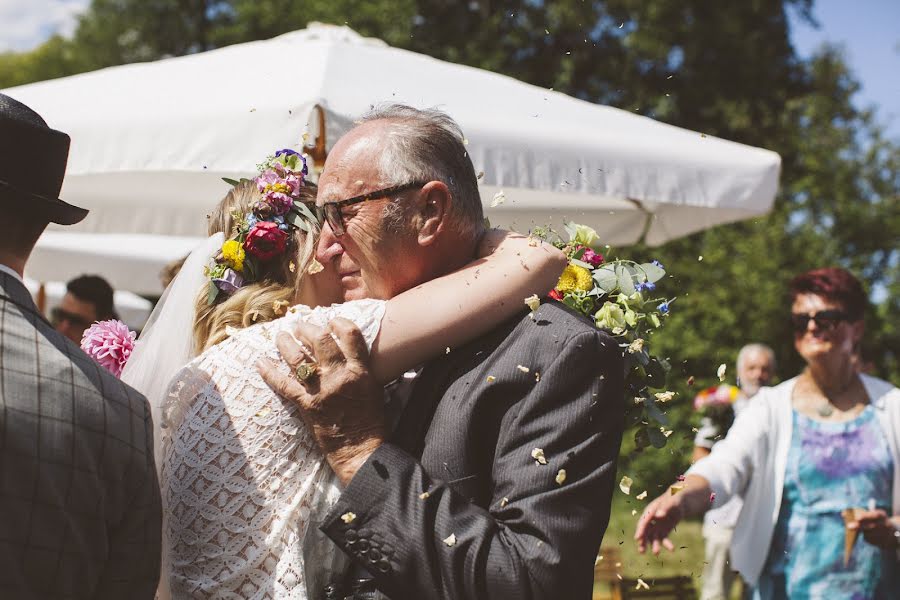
top-left (390, 357), bottom-right (457, 456)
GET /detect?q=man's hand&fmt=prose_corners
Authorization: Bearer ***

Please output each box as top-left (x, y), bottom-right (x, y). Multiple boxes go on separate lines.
top-left (849, 510), bottom-right (900, 549)
top-left (256, 317), bottom-right (385, 485)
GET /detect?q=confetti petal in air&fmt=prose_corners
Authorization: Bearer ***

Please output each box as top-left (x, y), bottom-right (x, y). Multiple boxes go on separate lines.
top-left (531, 447), bottom-right (548, 465)
top-left (486, 375), bottom-right (496, 383)
top-left (717, 363), bottom-right (727, 381)
top-left (340, 512), bottom-right (356, 524)
top-left (419, 492), bottom-right (430, 500)
top-left (636, 491), bottom-right (648, 500)
top-left (619, 476), bottom-right (633, 495)
top-left (500, 497), bottom-right (509, 507)
top-left (636, 579), bottom-right (650, 590)
top-left (307, 258), bottom-right (324, 274)
top-left (709, 492), bottom-right (717, 504)
top-left (490, 190), bottom-right (506, 207)
top-left (555, 469), bottom-right (567, 485)
top-left (517, 365), bottom-right (530, 373)
top-left (670, 484), bottom-right (685, 495)
top-left (443, 533), bottom-right (457, 547)
top-left (524, 294), bottom-right (540, 313)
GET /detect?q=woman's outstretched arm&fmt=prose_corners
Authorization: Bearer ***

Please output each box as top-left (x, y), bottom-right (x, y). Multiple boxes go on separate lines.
top-left (369, 229), bottom-right (565, 382)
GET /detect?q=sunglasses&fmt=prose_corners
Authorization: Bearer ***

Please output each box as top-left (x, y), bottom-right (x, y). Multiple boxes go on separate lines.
top-left (51, 307), bottom-right (93, 330)
top-left (790, 309), bottom-right (850, 333)
top-left (318, 181), bottom-right (428, 236)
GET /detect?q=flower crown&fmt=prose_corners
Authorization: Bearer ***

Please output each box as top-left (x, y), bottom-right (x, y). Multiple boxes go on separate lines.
top-left (206, 149), bottom-right (319, 304)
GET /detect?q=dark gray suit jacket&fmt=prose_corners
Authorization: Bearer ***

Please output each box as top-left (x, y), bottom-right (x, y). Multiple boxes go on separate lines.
top-left (0, 271), bottom-right (161, 599)
top-left (321, 301), bottom-right (624, 600)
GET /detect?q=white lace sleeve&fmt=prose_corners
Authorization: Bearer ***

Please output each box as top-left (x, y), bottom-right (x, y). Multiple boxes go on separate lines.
top-left (159, 299), bottom-right (386, 600)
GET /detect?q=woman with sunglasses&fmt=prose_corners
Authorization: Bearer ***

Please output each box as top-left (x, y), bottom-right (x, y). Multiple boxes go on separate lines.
top-left (635, 267), bottom-right (900, 599)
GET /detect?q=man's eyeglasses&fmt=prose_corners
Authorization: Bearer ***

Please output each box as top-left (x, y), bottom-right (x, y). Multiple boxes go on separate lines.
top-left (51, 307), bottom-right (93, 330)
top-left (790, 309), bottom-right (850, 333)
top-left (319, 181), bottom-right (428, 236)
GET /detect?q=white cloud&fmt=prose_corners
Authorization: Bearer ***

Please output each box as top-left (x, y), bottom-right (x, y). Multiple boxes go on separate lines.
top-left (0, 0), bottom-right (90, 52)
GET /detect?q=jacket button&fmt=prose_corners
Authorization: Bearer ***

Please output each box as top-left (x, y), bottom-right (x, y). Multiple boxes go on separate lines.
top-left (377, 558), bottom-right (391, 573)
top-left (357, 540), bottom-right (370, 551)
top-left (367, 549), bottom-right (382, 562)
top-left (345, 530), bottom-right (358, 542)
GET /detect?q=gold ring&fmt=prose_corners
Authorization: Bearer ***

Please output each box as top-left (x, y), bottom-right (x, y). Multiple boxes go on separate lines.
top-left (295, 362), bottom-right (318, 382)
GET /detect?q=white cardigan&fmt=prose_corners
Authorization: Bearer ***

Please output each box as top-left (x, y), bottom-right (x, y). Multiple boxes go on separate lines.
top-left (687, 374), bottom-right (900, 585)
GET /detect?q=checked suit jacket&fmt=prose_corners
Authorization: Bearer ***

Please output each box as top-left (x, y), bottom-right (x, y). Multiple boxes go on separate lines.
top-left (0, 270), bottom-right (161, 599)
top-left (321, 301), bottom-right (625, 600)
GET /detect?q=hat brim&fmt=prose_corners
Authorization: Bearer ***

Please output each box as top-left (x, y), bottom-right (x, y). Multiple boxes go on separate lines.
top-left (0, 179), bottom-right (89, 225)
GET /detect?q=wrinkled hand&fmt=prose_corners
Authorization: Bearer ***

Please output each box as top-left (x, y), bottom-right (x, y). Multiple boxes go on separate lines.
top-left (256, 317), bottom-right (385, 485)
top-left (634, 489), bottom-right (685, 555)
top-left (849, 510), bottom-right (900, 549)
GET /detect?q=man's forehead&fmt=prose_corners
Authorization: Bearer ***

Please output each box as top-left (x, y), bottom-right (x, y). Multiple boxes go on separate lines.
top-left (318, 128), bottom-right (386, 203)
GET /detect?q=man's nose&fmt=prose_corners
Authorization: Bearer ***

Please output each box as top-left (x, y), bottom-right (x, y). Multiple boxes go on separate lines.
top-left (316, 221), bottom-right (344, 262)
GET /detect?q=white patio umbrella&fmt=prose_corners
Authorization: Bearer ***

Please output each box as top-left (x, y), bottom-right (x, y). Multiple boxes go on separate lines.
top-left (5, 23), bottom-right (780, 294)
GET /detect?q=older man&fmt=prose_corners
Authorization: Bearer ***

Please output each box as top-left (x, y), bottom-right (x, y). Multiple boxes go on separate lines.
top-left (260, 105), bottom-right (624, 600)
top-left (693, 343), bottom-right (776, 600)
top-left (0, 94), bottom-right (161, 599)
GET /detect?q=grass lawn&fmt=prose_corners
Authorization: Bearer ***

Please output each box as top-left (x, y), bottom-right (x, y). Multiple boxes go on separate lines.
top-left (594, 493), bottom-right (707, 598)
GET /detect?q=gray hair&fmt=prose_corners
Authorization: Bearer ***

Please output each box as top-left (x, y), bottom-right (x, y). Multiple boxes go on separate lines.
top-left (358, 104), bottom-right (484, 242)
top-left (737, 343), bottom-right (776, 371)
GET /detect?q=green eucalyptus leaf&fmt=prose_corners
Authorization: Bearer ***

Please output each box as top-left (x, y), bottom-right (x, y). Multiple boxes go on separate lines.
top-left (616, 265), bottom-right (636, 295)
top-left (643, 396), bottom-right (671, 426)
top-left (207, 281), bottom-right (220, 305)
top-left (647, 427), bottom-right (668, 449)
top-left (222, 177), bottom-right (242, 186)
top-left (569, 258), bottom-right (593, 270)
top-left (593, 266), bottom-right (618, 292)
top-left (639, 262), bottom-right (666, 283)
top-left (649, 313), bottom-right (661, 328)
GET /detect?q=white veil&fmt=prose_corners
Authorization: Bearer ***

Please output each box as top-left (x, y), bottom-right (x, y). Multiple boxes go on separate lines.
top-left (122, 232), bottom-right (224, 469)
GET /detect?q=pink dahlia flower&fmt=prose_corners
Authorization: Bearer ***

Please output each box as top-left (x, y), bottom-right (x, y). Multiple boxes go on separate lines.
top-left (80, 319), bottom-right (136, 378)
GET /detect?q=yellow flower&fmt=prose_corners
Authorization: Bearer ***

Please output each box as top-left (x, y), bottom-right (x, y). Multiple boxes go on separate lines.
top-left (556, 264), bottom-right (593, 293)
top-left (222, 239), bottom-right (245, 272)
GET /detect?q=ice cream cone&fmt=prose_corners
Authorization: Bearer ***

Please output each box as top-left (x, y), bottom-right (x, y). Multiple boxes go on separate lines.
top-left (841, 508), bottom-right (863, 566)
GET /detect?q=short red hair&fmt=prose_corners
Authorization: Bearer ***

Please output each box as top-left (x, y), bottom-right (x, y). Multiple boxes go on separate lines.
top-left (789, 267), bottom-right (867, 320)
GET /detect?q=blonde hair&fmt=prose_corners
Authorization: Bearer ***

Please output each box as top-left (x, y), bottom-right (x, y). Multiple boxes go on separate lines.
top-left (193, 179), bottom-right (319, 353)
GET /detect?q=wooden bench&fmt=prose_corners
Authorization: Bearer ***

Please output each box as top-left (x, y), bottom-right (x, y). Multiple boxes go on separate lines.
top-left (617, 575), bottom-right (696, 599)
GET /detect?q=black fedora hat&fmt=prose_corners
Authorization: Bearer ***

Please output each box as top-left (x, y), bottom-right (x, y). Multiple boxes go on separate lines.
top-left (0, 93), bottom-right (88, 225)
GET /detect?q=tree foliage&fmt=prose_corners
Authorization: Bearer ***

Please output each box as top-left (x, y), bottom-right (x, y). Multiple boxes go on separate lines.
top-left (2, 0), bottom-right (897, 486)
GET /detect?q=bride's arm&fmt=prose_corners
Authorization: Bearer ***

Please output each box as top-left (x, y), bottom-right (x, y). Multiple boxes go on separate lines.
top-left (369, 229), bottom-right (565, 382)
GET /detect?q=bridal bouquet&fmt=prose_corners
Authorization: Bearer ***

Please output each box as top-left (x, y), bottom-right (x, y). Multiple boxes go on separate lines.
top-left (532, 222), bottom-right (677, 451)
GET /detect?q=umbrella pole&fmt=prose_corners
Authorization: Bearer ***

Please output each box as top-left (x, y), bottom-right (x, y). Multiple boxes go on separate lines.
top-left (627, 198), bottom-right (654, 244)
top-left (305, 104), bottom-right (328, 172)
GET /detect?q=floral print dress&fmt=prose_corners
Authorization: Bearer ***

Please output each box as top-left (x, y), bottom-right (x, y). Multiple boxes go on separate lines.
top-left (759, 406), bottom-right (897, 599)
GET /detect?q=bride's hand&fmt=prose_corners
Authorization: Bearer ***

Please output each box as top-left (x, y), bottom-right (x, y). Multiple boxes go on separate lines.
top-left (256, 317), bottom-right (385, 485)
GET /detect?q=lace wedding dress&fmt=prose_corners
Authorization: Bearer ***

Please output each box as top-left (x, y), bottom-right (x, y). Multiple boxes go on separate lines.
top-left (158, 299), bottom-right (385, 599)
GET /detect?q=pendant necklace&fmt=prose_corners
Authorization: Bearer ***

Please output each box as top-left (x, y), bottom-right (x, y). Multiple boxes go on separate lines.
top-left (816, 402), bottom-right (834, 418)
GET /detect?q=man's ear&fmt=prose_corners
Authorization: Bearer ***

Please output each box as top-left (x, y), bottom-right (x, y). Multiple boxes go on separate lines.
top-left (414, 181), bottom-right (450, 246)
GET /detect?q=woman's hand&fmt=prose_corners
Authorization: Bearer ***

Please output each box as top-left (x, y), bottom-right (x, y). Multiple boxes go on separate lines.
top-left (851, 510), bottom-right (900, 549)
top-left (634, 474), bottom-right (714, 555)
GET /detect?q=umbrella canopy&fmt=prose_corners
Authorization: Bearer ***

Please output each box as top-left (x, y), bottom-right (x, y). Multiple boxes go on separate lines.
top-left (5, 23), bottom-right (780, 292)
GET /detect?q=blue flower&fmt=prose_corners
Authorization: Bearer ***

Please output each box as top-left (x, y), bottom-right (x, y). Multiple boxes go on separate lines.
top-left (657, 301), bottom-right (670, 314)
top-left (275, 148), bottom-right (301, 158)
top-left (247, 214), bottom-right (259, 229)
top-left (652, 260), bottom-right (664, 269)
top-left (636, 281), bottom-right (656, 292)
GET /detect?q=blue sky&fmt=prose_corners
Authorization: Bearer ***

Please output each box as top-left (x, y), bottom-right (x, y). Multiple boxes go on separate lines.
top-left (789, 0), bottom-right (900, 140)
top-left (1, 0), bottom-right (897, 137)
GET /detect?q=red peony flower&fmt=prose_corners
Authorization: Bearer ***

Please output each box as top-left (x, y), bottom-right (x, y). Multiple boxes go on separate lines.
top-left (548, 288), bottom-right (563, 301)
top-left (244, 221), bottom-right (288, 261)
top-left (582, 248), bottom-right (604, 266)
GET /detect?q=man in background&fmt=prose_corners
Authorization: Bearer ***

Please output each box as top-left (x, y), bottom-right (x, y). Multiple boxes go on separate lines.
top-left (52, 274), bottom-right (117, 343)
top-left (694, 343), bottom-right (776, 600)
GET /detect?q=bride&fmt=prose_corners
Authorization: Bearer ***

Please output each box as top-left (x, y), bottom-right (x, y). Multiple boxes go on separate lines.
top-left (123, 150), bottom-right (564, 599)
